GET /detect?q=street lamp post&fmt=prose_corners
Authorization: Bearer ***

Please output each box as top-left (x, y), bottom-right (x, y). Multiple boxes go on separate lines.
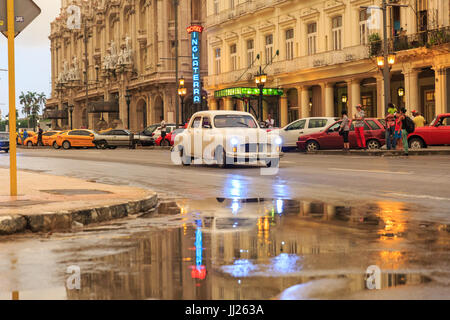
top-left (68, 105), bottom-right (74, 130)
top-left (125, 91), bottom-right (131, 130)
top-left (362, 1), bottom-right (408, 115)
top-left (254, 66), bottom-right (267, 122)
top-left (178, 78), bottom-right (186, 124)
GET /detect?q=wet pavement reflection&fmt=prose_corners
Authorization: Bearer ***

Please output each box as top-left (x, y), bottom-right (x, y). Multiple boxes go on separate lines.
top-left (0, 197), bottom-right (449, 300)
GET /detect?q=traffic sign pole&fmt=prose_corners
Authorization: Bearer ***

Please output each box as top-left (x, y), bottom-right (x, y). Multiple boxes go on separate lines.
top-left (7, 0), bottom-right (17, 196)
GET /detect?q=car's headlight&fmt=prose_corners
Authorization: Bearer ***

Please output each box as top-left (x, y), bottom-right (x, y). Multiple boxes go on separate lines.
top-left (230, 137), bottom-right (239, 147)
top-left (274, 137), bottom-right (283, 146)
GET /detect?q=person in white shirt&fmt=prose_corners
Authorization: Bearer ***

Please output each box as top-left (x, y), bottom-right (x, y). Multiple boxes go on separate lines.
top-left (265, 114), bottom-right (275, 128)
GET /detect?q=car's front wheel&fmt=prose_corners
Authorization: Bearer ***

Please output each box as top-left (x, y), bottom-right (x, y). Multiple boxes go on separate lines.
top-left (266, 158), bottom-right (279, 168)
top-left (62, 141), bottom-right (71, 150)
top-left (96, 141), bottom-right (108, 149)
top-left (53, 141), bottom-right (60, 149)
top-left (216, 146), bottom-right (228, 169)
top-left (409, 137), bottom-right (424, 149)
top-left (4, 149), bottom-right (9, 153)
top-left (179, 146), bottom-right (190, 166)
top-left (27, 141), bottom-right (33, 147)
top-left (367, 139), bottom-right (381, 150)
top-left (305, 141), bottom-right (320, 152)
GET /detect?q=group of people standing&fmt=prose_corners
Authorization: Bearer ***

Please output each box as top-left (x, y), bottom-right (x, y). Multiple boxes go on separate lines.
top-left (339, 103), bottom-right (424, 155)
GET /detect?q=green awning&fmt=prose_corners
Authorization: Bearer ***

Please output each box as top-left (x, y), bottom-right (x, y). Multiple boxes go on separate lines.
top-left (214, 87), bottom-right (284, 99)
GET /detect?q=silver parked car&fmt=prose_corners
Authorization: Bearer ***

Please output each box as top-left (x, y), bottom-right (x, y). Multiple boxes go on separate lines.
top-left (93, 129), bottom-right (135, 149)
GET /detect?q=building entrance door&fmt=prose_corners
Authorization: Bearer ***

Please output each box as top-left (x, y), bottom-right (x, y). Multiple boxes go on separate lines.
top-left (424, 89), bottom-right (435, 123)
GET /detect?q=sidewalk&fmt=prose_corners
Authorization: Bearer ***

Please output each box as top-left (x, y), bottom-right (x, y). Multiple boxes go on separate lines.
top-left (0, 169), bottom-right (157, 235)
top-left (308, 147), bottom-right (450, 156)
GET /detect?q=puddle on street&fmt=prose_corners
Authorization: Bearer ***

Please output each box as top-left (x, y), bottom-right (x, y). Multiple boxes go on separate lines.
top-left (1, 198), bottom-right (449, 300)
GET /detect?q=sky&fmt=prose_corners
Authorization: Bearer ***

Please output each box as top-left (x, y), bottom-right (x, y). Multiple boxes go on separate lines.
top-left (0, 0), bottom-right (61, 119)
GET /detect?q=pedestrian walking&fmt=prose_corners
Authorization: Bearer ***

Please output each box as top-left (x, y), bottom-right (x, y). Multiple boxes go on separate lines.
top-left (37, 125), bottom-right (43, 146)
top-left (339, 110), bottom-right (350, 152)
top-left (412, 110), bottom-right (426, 128)
top-left (385, 103), bottom-right (397, 150)
top-left (395, 108), bottom-right (409, 156)
top-left (23, 129), bottom-right (28, 142)
top-left (354, 104), bottom-right (366, 149)
top-left (160, 120), bottom-right (167, 141)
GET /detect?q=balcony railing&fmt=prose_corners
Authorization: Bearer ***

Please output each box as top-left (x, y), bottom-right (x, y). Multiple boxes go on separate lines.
top-left (205, 45), bottom-right (369, 88)
top-left (369, 26), bottom-right (450, 56)
top-left (206, 0), bottom-right (289, 27)
top-left (43, 110), bottom-right (68, 120)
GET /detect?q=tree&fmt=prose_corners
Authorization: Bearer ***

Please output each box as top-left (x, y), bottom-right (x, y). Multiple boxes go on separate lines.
top-left (18, 91), bottom-right (46, 130)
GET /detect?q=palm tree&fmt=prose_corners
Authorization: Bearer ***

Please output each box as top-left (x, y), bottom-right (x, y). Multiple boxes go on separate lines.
top-left (19, 92), bottom-right (31, 128)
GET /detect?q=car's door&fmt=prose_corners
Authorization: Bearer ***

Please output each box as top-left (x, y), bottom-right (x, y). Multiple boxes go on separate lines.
top-left (283, 119), bottom-right (307, 147)
top-left (79, 130), bottom-right (94, 146)
top-left (42, 132), bottom-right (55, 145)
top-left (201, 116), bottom-right (214, 159)
top-left (305, 118), bottom-right (329, 135)
top-left (434, 116), bottom-right (450, 145)
top-left (189, 116), bottom-right (202, 157)
top-left (319, 122), bottom-right (343, 149)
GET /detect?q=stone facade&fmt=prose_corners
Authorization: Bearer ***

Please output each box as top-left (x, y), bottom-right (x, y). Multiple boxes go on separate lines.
top-left (204, 0), bottom-right (450, 127)
top-left (47, 0), bottom-right (208, 131)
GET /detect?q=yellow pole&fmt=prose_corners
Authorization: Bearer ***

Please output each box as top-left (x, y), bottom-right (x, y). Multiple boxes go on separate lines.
top-left (7, 0), bottom-right (17, 196)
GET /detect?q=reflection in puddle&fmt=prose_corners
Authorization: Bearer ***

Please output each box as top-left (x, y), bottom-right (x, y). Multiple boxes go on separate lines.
top-left (1, 197), bottom-right (448, 300)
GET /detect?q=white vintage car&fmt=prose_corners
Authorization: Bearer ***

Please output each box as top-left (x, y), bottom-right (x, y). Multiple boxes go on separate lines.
top-left (174, 111), bottom-right (282, 168)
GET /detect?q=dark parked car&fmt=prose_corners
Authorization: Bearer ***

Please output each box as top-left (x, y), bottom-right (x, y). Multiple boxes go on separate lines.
top-left (297, 118), bottom-right (386, 152)
top-left (0, 132), bottom-right (10, 153)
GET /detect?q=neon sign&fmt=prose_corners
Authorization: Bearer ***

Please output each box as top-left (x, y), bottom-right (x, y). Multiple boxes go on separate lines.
top-left (191, 220), bottom-right (207, 280)
top-left (188, 25), bottom-right (203, 105)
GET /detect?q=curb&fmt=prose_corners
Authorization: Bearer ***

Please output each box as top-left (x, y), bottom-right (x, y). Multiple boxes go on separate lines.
top-left (0, 194), bottom-right (158, 236)
top-left (307, 150), bottom-right (450, 156)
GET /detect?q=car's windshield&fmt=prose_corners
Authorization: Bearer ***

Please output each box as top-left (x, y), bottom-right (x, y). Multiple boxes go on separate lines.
top-left (0, 133), bottom-right (9, 139)
top-left (430, 117), bottom-right (438, 126)
top-left (214, 115), bottom-right (258, 128)
top-left (143, 125), bottom-right (158, 134)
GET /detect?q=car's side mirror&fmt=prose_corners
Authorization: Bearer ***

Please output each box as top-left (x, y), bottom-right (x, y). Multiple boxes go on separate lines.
top-left (260, 122), bottom-right (267, 128)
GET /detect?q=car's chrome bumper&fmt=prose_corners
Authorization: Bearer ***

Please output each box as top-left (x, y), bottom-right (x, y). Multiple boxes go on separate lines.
top-left (225, 151), bottom-right (283, 162)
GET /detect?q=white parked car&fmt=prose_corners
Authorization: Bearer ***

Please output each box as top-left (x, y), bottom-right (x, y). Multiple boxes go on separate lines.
top-left (271, 117), bottom-right (339, 148)
top-left (174, 111), bottom-right (282, 168)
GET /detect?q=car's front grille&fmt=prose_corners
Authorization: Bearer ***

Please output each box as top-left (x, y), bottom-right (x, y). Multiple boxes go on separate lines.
top-left (240, 143), bottom-right (272, 153)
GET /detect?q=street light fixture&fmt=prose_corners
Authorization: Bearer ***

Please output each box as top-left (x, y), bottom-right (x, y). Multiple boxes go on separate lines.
top-left (179, 77), bottom-right (185, 87)
top-left (341, 94), bottom-right (348, 104)
top-left (255, 68), bottom-right (267, 122)
top-left (125, 90), bottom-right (131, 130)
top-left (68, 105), bottom-right (74, 130)
top-left (178, 86), bottom-right (187, 124)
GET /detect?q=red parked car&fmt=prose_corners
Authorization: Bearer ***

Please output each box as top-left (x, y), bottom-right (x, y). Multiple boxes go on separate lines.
top-left (297, 118), bottom-right (386, 152)
top-left (155, 128), bottom-right (185, 146)
top-left (408, 113), bottom-right (450, 149)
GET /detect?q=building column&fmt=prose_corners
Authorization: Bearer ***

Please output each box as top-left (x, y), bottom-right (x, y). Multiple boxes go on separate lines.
top-left (402, 68), bottom-right (419, 113)
top-left (300, 86), bottom-right (310, 119)
top-left (346, 79), bottom-right (360, 118)
top-left (236, 100), bottom-right (245, 112)
top-left (324, 83), bottom-right (334, 117)
top-left (375, 75), bottom-right (385, 118)
top-left (434, 66), bottom-right (448, 115)
top-left (280, 93), bottom-right (288, 127)
top-left (209, 98), bottom-right (218, 110)
top-left (224, 97), bottom-right (234, 111)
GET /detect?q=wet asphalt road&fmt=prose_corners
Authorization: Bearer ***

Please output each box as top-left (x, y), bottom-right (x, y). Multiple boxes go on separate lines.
top-left (0, 148), bottom-right (449, 300)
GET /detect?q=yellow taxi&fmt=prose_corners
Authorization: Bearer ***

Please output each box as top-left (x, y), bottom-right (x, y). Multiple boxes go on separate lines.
top-left (24, 131), bottom-right (61, 147)
top-left (17, 131), bottom-right (36, 145)
top-left (56, 129), bottom-right (96, 150)
top-left (50, 131), bottom-right (69, 149)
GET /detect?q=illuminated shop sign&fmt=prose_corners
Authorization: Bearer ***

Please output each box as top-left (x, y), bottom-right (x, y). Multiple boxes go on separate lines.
top-left (188, 25), bottom-right (204, 105)
top-left (215, 87), bottom-right (284, 98)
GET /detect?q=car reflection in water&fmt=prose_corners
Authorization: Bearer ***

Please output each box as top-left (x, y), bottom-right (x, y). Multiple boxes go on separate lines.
top-left (60, 197), bottom-right (446, 300)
